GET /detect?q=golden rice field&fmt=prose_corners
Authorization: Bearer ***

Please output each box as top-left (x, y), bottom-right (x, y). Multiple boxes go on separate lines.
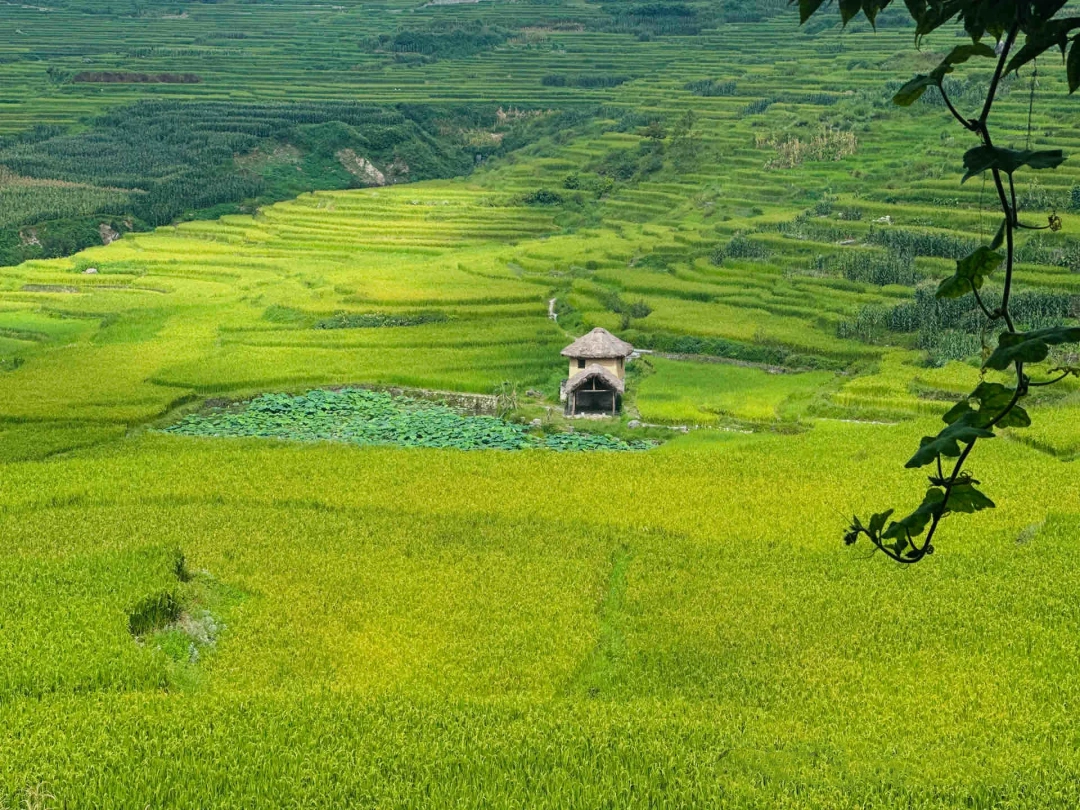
top-left (3, 168), bottom-right (1080, 807)
top-left (6, 2), bottom-right (1080, 807)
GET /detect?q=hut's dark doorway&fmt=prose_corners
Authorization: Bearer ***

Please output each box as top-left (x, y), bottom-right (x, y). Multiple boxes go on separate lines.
top-left (569, 386), bottom-right (619, 416)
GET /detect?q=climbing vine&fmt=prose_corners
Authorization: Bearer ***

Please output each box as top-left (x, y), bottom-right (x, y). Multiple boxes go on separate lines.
top-left (793, 1), bottom-right (1080, 562)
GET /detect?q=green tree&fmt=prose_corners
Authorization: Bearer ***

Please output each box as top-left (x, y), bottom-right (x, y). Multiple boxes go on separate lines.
top-left (642, 120), bottom-right (667, 142)
top-left (670, 109), bottom-right (701, 168)
top-left (793, 1), bottom-right (1080, 562)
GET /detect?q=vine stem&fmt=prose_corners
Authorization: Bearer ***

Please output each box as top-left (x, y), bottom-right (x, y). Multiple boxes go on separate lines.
top-left (970, 282), bottom-right (995, 321)
top-left (938, 82), bottom-right (976, 132)
top-left (1029, 372), bottom-right (1070, 387)
top-left (871, 379), bottom-right (1026, 564)
top-left (870, 21), bottom-right (1025, 565)
top-left (914, 21), bottom-right (1024, 557)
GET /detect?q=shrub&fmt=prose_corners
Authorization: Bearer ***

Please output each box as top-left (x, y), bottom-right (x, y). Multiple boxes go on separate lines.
top-left (684, 79), bottom-right (738, 97)
top-left (1015, 236), bottom-right (1080, 273)
top-left (724, 233), bottom-right (770, 260)
top-left (837, 305), bottom-right (890, 342)
top-left (739, 98), bottom-right (774, 117)
top-left (521, 188), bottom-right (564, 205)
top-left (1070, 185), bottom-right (1080, 211)
top-left (541, 74), bottom-right (630, 89)
top-left (313, 312), bottom-right (449, 329)
top-left (836, 251), bottom-right (920, 286)
top-left (865, 227), bottom-right (977, 260)
top-left (375, 25), bottom-right (508, 58)
top-left (760, 128), bottom-right (858, 169)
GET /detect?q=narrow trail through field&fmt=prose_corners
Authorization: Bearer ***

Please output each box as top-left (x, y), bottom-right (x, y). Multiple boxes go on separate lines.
top-left (564, 543), bottom-right (630, 698)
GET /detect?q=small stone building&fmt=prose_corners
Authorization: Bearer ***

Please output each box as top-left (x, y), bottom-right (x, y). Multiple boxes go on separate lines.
top-left (559, 327), bottom-right (634, 416)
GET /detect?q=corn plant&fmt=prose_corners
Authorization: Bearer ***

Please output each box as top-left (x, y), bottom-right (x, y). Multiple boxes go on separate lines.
top-left (795, 1), bottom-right (1080, 562)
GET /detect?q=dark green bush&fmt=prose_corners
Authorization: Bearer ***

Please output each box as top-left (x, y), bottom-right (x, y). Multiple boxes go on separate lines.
top-left (541, 74), bottom-right (630, 89)
top-left (835, 251), bottom-right (920, 286)
top-left (724, 233), bottom-right (770, 260)
top-left (739, 98), bottom-right (774, 117)
top-left (375, 25), bottom-right (508, 59)
top-left (684, 79), bottom-right (738, 97)
top-left (839, 284), bottom-right (1076, 361)
top-left (522, 189), bottom-right (563, 205)
top-left (865, 227), bottom-right (977, 260)
top-left (313, 312), bottom-right (450, 330)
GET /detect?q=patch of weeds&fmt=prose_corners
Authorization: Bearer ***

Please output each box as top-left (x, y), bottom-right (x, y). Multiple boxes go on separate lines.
top-left (1017, 522), bottom-right (1044, 545)
top-left (684, 78), bottom-right (738, 97)
top-left (128, 591), bottom-right (183, 637)
top-left (313, 311), bottom-right (449, 329)
top-left (128, 548), bottom-right (246, 680)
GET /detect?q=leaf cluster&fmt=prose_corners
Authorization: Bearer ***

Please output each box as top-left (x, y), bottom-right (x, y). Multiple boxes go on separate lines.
top-left (794, 1), bottom-right (1080, 92)
top-left (985, 325), bottom-right (1080, 369)
top-left (935, 245), bottom-right (1002, 299)
top-left (800, 0), bottom-right (1080, 562)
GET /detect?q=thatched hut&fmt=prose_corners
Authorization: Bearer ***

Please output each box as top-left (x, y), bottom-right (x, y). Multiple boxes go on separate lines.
top-left (559, 327), bottom-right (634, 416)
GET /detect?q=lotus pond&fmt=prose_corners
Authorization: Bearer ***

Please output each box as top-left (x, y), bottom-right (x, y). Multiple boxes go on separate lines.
top-left (164, 388), bottom-right (656, 451)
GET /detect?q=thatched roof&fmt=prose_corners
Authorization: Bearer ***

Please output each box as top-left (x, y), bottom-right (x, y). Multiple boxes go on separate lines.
top-left (565, 364), bottom-right (625, 394)
top-left (561, 327), bottom-right (634, 359)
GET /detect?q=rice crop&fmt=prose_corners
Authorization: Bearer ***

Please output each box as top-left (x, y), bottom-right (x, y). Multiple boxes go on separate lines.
top-left (4, 1), bottom-right (1080, 806)
top-left (635, 356), bottom-right (834, 424)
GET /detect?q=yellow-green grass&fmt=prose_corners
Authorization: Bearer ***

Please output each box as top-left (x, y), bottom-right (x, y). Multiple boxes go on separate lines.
top-left (3, 421), bottom-right (1080, 806)
top-left (635, 356), bottom-right (834, 424)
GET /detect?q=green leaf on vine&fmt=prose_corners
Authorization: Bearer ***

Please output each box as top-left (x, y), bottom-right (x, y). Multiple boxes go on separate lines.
top-left (893, 43), bottom-right (997, 107)
top-left (1069, 37), bottom-right (1080, 93)
top-left (947, 482), bottom-right (996, 514)
top-left (797, 0), bottom-right (829, 24)
top-left (901, 0), bottom-right (927, 23)
top-left (943, 382), bottom-right (1030, 429)
top-left (961, 146), bottom-right (1066, 183)
top-left (989, 219), bottom-right (1006, 251)
top-left (1005, 19), bottom-right (1080, 79)
top-left (883, 488), bottom-right (946, 541)
top-left (936, 246), bottom-right (1003, 299)
top-left (942, 42), bottom-right (998, 65)
top-left (984, 326), bottom-right (1080, 371)
top-left (838, 0), bottom-right (864, 25)
top-left (906, 419), bottom-right (995, 469)
top-left (893, 74), bottom-right (939, 106)
top-left (869, 509), bottom-right (894, 537)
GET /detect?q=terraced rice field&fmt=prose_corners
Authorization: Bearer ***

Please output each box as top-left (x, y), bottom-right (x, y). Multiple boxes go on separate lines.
top-left (6, 1), bottom-right (1080, 807)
